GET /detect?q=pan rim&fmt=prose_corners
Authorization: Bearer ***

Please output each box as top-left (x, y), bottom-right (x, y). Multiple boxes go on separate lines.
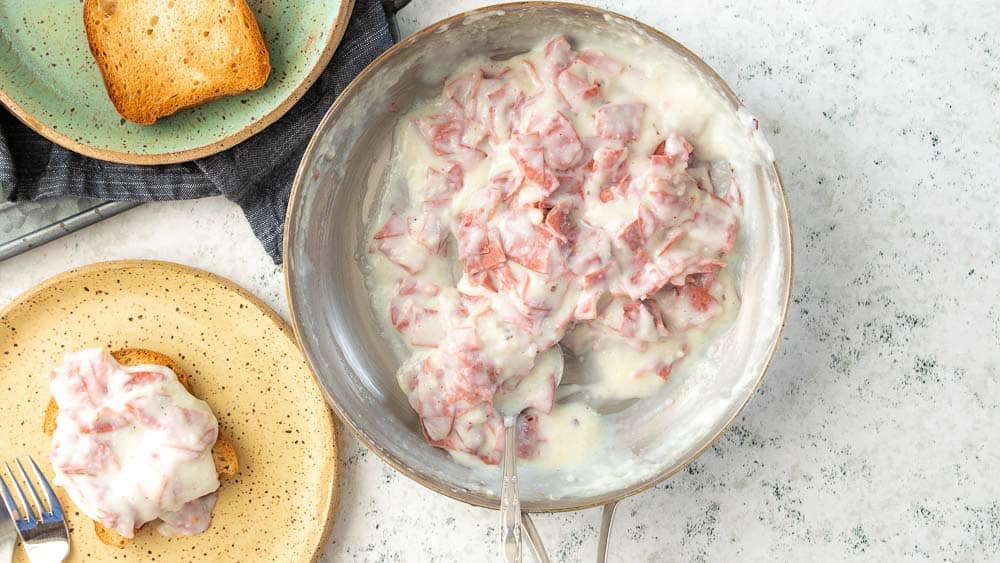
top-left (284, 1), bottom-right (795, 512)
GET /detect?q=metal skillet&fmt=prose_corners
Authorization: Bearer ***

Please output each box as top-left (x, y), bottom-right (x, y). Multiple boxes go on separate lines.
top-left (283, 2), bottom-right (793, 559)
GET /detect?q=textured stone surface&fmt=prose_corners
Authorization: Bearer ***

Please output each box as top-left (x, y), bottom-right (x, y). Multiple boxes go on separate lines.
top-left (1, 0), bottom-right (998, 560)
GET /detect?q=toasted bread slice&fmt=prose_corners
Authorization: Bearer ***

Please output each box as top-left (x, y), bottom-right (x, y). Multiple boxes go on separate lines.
top-left (94, 520), bottom-right (130, 549)
top-left (45, 348), bottom-right (237, 548)
top-left (83, 0), bottom-right (271, 124)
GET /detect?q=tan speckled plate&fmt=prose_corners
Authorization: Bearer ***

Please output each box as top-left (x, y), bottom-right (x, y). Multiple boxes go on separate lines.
top-left (0, 260), bottom-right (338, 562)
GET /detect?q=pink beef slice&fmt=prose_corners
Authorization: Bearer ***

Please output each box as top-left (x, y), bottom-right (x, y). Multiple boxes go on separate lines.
top-left (595, 103), bottom-right (645, 142)
top-left (372, 214), bottom-right (428, 274)
top-left (538, 112), bottom-right (583, 170)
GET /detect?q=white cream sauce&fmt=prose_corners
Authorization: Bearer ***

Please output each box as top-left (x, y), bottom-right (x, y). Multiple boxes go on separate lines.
top-left (364, 35), bottom-right (747, 470)
top-left (47, 348), bottom-right (220, 538)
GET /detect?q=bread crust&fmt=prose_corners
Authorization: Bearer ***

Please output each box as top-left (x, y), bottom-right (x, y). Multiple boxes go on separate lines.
top-left (44, 348), bottom-right (237, 547)
top-left (82, 0), bottom-right (271, 124)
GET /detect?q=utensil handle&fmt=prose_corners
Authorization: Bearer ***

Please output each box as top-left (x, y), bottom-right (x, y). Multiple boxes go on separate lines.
top-left (499, 424), bottom-right (521, 563)
top-left (0, 201), bottom-right (141, 263)
top-left (596, 501), bottom-right (619, 563)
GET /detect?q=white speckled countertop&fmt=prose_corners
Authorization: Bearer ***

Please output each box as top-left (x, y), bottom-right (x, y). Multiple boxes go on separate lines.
top-left (2, 0), bottom-right (999, 560)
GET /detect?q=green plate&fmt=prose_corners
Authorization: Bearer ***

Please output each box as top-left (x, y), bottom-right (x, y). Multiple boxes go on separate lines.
top-left (0, 0), bottom-right (353, 164)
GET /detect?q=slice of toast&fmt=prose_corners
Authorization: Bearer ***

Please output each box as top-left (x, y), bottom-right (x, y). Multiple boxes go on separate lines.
top-left (82, 0), bottom-right (271, 124)
top-left (44, 348), bottom-right (238, 548)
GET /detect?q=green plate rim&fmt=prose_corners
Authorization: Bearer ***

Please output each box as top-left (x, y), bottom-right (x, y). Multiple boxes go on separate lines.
top-left (0, 0), bottom-right (354, 165)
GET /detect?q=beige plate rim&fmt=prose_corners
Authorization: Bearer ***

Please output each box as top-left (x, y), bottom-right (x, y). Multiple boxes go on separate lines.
top-left (0, 0), bottom-right (355, 165)
top-left (284, 1), bottom-right (795, 513)
top-left (0, 259), bottom-right (340, 561)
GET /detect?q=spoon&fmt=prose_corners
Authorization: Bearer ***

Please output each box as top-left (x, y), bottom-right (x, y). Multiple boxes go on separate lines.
top-left (493, 347), bottom-right (565, 563)
top-left (554, 352), bottom-right (639, 415)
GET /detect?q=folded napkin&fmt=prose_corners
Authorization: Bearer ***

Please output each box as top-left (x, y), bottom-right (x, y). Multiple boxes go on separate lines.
top-left (0, 0), bottom-right (394, 263)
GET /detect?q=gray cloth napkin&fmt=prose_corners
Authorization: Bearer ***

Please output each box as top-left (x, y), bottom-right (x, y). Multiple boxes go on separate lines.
top-left (0, 0), bottom-right (394, 263)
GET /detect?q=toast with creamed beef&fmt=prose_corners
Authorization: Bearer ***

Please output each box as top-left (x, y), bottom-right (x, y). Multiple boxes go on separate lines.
top-left (43, 348), bottom-right (238, 548)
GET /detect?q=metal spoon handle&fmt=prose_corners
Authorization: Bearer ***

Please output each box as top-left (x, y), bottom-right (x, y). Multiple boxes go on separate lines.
top-left (499, 424), bottom-right (522, 562)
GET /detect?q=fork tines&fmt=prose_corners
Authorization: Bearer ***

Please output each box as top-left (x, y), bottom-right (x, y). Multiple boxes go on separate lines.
top-left (0, 457), bottom-right (65, 528)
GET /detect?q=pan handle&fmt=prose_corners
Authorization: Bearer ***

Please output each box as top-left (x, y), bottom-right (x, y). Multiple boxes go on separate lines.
top-left (596, 501), bottom-right (619, 563)
top-left (522, 513), bottom-right (549, 563)
top-left (520, 501), bottom-right (619, 563)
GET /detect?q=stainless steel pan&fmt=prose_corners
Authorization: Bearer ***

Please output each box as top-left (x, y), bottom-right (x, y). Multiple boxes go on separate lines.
top-left (284, 1), bottom-right (792, 556)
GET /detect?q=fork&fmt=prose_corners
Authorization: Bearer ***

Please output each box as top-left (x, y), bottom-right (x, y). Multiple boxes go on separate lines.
top-left (0, 459), bottom-right (69, 563)
top-left (1, 491), bottom-right (15, 563)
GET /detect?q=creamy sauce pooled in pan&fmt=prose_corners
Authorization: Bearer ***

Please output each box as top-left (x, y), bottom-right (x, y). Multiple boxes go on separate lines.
top-left (364, 36), bottom-right (743, 468)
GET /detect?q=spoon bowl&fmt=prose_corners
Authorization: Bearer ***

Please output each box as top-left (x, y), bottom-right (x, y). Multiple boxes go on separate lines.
top-left (494, 347), bottom-right (565, 562)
